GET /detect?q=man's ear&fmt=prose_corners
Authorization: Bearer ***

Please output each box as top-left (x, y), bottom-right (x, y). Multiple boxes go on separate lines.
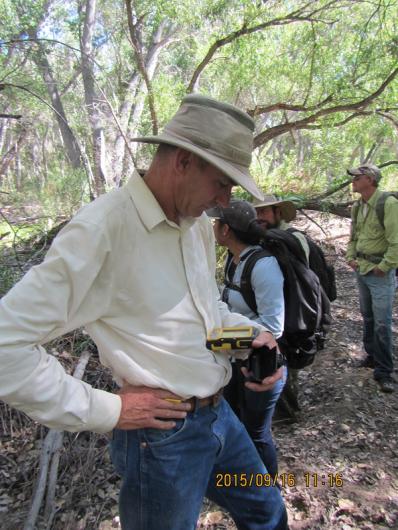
top-left (174, 148), bottom-right (194, 175)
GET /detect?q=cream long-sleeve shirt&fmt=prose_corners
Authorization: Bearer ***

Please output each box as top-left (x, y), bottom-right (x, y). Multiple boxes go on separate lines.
top-left (0, 172), bottom-right (268, 433)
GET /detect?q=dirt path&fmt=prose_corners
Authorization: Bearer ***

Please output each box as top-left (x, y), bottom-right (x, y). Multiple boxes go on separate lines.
top-left (276, 256), bottom-right (398, 530)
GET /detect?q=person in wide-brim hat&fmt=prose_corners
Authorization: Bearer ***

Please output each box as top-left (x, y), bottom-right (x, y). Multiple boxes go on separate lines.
top-left (131, 94), bottom-right (264, 201)
top-left (253, 194), bottom-right (296, 223)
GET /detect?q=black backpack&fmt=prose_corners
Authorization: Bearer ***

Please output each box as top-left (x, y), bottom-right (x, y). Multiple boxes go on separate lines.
top-left (286, 228), bottom-right (337, 302)
top-left (224, 229), bottom-right (331, 369)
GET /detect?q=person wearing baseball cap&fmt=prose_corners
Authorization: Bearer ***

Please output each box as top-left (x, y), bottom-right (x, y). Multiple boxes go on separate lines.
top-left (0, 95), bottom-right (288, 529)
top-left (346, 163), bottom-right (398, 393)
top-left (207, 199), bottom-right (286, 479)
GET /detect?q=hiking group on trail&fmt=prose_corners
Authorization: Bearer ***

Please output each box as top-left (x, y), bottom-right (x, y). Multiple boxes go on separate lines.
top-left (0, 94), bottom-right (397, 530)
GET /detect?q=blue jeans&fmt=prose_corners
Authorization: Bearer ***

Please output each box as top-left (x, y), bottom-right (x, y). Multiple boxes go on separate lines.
top-left (224, 363), bottom-right (287, 477)
top-left (356, 269), bottom-right (395, 379)
top-left (110, 397), bottom-right (287, 530)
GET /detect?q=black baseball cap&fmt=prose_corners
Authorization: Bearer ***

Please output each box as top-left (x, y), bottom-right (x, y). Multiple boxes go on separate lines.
top-left (206, 199), bottom-right (257, 231)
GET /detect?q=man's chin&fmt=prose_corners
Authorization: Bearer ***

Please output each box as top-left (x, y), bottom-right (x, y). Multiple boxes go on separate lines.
top-left (195, 206), bottom-right (211, 217)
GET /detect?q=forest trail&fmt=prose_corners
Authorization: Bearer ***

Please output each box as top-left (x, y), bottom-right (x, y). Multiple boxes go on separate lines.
top-left (1, 213), bottom-right (397, 529)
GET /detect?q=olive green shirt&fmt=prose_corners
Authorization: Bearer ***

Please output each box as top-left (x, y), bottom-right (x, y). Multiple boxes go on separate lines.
top-left (279, 220), bottom-right (310, 264)
top-left (346, 189), bottom-right (398, 274)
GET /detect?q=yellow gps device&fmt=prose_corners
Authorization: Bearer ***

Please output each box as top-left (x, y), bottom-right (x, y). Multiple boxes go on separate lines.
top-left (206, 326), bottom-right (258, 352)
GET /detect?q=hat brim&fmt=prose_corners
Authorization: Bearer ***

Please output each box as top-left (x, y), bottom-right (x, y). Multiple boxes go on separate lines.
top-left (347, 167), bottom-right (381, 182)
top-left (205, 206), bottom-right (222, 218)
top-left (254, 199), bottom-right (296, 222)
top-left (131, 132), bottom-right (264, 201)
top-left (347, 168), bottom-right (362, 177)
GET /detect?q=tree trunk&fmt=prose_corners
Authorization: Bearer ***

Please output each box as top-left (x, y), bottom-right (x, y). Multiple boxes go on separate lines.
top-left (28, 30), bottom-right (84, 170)
top-left (113, 19), bottom-right (176, 186)
top-left (80, 0), bottom-right (106, 195)
top-left (0, 119), bottom-right (8, 155)
top-left (0, 128), bottom-right (27, 181)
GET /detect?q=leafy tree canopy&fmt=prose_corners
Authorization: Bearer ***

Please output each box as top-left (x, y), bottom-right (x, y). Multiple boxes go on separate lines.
top-left (0, 0), bottom-right (397, 218)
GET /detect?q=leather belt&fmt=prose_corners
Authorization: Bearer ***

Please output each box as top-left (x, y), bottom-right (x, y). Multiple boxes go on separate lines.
top-left (184, 389), bottom-right (223, 410)
top-left (356, 252), bottom-right (383, 264)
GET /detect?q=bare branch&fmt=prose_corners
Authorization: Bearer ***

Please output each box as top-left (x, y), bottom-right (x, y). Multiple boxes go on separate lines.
top-left (1, 82), bottom-right (71, 124)
top-left (254, 65), bottom-right (398, 147)
top-left (249, 95), bottom-right (334, 116)
top-left (97, 85), bottom-right (137, 167)
top-left (23, 351), bottom-right (91, 530)
top-left (125, 0), bottom-right (158, 134)
top-left (0, 38), bottom-right (102, 68)
top-left (0, 113), bottom-right (22, 119)
top-left (311, 179), bottom-right (352, 201)
top-left (380, 160), bottom-right (398, 168)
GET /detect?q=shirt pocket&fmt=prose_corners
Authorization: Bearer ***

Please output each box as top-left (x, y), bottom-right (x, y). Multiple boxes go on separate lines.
top-left (366, 217), bottom-right (384, 240)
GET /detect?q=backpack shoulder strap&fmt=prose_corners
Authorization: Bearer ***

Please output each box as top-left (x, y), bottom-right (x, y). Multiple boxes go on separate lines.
top-left (351, 200), bottom-right (360, 221)
top-left (228, 249), bottom-right (272, 315)
top-left (375, 192), bottom-right (398, 229)
top-left (350, 200), bottom-right (361, 239)
top-left (265, 228), bottom-right (307, 266)
top-left (224, 251), bottom-right (235, 283)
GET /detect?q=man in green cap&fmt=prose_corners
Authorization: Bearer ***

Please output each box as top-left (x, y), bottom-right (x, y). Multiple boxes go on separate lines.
top-left (0, 95), bottom-right (288, 529)
top-left (346, 163), bottom-right (398, 393)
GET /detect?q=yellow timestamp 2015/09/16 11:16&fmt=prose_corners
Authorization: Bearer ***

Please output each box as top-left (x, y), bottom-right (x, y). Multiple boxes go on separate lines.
top-left (304, 472), bottom-right (343, 487)
top-left (215, 473), bottom-right (343, 488)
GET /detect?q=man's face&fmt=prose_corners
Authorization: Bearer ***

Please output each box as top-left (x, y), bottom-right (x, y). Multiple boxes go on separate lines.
top-left (351, 173), bottom-right (373, 194)
top-left (176, 155), bottom-right (234, 218)
top-left (255, 205), bottom-right (280, 229)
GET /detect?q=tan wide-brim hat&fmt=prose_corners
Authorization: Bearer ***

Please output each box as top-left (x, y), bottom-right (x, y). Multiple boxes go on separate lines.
top-left (253, 194), bottom-right (297, 222)
top-left (131, 94), bottom-right (264, 201)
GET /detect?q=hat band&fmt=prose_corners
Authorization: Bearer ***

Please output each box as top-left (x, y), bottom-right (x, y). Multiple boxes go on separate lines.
top-left (166, 126), bottom-right (252, 167)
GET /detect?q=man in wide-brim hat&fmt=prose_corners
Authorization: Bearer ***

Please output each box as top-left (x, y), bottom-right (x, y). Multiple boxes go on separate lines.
top-left (254, 194), bottom-right (309, 262)
top-left (253, 194), bottom-right (310, 423)
top-left (0, 94), bottom-right (288, 530)
top-left (254, 194), bottom-right (296, 223)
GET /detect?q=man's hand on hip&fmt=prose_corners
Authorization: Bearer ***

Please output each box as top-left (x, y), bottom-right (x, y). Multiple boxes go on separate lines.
top-left (373, 267), bottom-right (386, 277)
top-left (115, 385), bottom-right (191, 430)
top-left (348, 260), bottom-right (358, 271)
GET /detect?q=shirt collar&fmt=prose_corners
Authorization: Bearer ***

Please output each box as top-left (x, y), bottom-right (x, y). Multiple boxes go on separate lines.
top-left (364, 188), bottom-right (382, 208)
top-left (239, 244), bottom-right (262, 260)
top-left (125, 171), bottom-right (166, 231)
top-left (126, 171), bottom-right (196, 232)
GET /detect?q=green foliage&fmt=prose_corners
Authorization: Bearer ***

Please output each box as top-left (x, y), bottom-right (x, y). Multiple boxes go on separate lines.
top-left (1, 0), bottom-right (398, 215)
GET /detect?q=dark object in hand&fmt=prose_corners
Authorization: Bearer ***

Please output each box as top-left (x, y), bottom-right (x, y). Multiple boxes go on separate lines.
top-left (246, 346), bottom-right (284, 381)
